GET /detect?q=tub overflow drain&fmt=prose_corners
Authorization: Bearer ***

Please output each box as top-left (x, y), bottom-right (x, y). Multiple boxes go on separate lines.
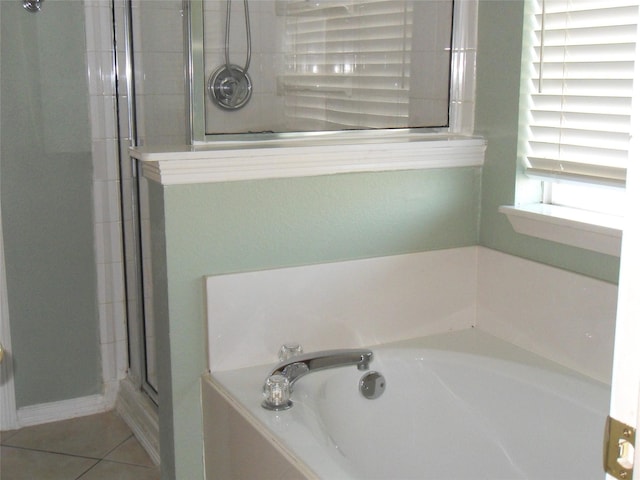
top-left (360, 371), bottom-right (385, 400)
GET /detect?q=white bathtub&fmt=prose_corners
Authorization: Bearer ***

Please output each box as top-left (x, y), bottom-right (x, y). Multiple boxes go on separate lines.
top-left (204, 330), bottom-right (610, 479)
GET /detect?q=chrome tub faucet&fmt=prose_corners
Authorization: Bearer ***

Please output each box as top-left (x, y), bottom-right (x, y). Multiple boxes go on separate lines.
top-left (262, 347), bottom-right (373, 410)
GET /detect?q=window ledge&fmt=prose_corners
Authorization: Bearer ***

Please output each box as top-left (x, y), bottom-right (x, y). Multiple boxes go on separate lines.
top-left (499, 204), bottom-right (623, 257)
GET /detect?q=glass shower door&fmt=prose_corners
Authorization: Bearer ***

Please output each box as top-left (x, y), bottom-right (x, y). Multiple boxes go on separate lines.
top-left (116, 0), bottom-right (185, 405)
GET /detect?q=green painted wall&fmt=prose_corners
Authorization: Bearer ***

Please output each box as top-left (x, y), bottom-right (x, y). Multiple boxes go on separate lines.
top-left (150, 167), bottom-right (481, 479)
top-left (152, 4), bottom-right (623, 476)
top-left (475, 0), bottom-right (620, 283)
top-left (0, 1), bottom-right (100, 407)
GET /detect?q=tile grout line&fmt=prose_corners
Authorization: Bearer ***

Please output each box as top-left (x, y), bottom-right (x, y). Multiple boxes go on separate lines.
top-left (2, 444), bottom-right (102, 480)
top-left (75, 457), bottom-right (103, 480)
top-left (75, 433), bottom-right (160, 480)
top-left (1, 444), bottom-right (103, 461)
top-left (101, 432), bottom-right (134, 459)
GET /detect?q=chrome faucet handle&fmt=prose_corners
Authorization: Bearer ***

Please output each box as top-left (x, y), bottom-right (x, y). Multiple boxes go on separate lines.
top-left (278, 343), bottom-right (303, 362)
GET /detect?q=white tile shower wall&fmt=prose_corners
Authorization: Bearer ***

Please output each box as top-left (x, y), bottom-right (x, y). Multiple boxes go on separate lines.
top-left (449, 0), bottom-right (478, 135)
top-left (132, 0), bottom-right (187, 146)
top-left (206, 247), bottom-right (478, 372)
top-left (85, 0), bottom-right (128, 393)
top-left (476, 247), bottom-right (617, 384)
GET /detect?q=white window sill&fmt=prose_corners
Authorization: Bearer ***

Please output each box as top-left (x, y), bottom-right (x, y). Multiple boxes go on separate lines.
top-left (499, 204), bottom-right (623, 257)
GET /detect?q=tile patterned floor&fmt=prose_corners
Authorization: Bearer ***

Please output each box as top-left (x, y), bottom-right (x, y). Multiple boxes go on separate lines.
top-left (0, 411), bottom-right (160, 480)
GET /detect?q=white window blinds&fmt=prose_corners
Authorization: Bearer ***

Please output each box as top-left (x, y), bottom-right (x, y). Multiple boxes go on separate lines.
top-left (281, 0), bottom-right (414, 130)
top-left (524, 0), bottom-right (639, 187)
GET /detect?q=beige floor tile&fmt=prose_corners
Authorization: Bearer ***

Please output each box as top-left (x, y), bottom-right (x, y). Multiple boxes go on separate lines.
top-left (77, 460), bottom-right (160, 480)
top-left (0, 446), bottom-right (98, 480)
top-left (0, 428), bottom-right (19, 444)
top-left (104, 435), bottom-right (156, 467)
top-left (2, 411), bottom-right (132, 459)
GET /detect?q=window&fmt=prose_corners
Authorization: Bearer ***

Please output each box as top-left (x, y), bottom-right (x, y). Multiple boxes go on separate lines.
top-left (521, 0), bottom-right (638, 216)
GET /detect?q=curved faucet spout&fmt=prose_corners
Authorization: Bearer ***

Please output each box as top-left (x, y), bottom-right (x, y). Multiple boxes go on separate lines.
top-left (268, 348), bottom-right (373, 387)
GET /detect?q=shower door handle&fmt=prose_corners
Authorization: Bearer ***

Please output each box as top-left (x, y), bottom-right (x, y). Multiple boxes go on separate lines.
top-left (0, 342), bottom-right (4, 363)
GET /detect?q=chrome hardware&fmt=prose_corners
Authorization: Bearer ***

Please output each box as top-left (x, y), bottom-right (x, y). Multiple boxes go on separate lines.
top-left (208, 64), bottom-right (252, 110)
top-left (209, 0), bottom-right (252, 110)
top-left (268, 348), bottom-right (373, 386)
top-left (359, 371), bottom-right (385, 400)
top-left (22, 0), bottom-right (44, 13)
top-left (261, 348), bottom-right (373, 410)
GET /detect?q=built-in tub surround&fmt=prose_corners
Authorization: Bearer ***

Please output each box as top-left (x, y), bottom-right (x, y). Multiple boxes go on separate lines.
top-left (203, 330), bottom-right (609, 479)
top-left (206, 247), bottom-right (617, 382)
top-left (206, 247), bottom-right (478, 372)
top-left (476, 248), bottom-right (618, 383)
top-left (203, 246), bottom-right (617, 478)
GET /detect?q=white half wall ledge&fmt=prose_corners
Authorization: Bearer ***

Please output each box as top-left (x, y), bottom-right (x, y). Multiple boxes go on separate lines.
top-left (131, 134), bottom-right (486, 185)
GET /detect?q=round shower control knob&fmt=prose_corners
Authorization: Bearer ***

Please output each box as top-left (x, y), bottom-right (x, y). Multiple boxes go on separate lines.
top-left (208, 64), bottom-right (252, 110)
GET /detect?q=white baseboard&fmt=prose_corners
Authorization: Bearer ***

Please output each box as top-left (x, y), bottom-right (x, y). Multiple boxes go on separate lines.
top-left (0, 351), bottom-right (18, 431)
top-left (16, 381), bottom-right (118, 428)
top-left (116, 377), bottom-right (160, 465)
top-left (8, 377), bottom-right (160, 467)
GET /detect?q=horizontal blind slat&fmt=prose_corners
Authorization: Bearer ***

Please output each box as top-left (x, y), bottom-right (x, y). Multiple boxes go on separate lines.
top-left (524, 0), bottom-right (637, 185)
top-left (534, 43), bottom-right (636, 62)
